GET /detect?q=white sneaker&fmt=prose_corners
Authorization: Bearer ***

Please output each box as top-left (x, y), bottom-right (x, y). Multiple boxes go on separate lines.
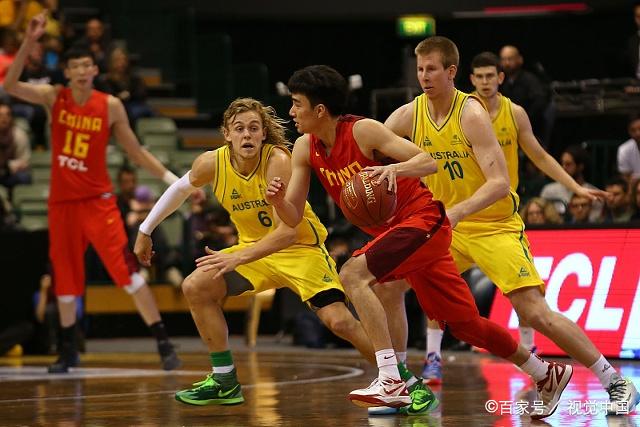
top-left (530, 361), bottom-right (573, 420)
top-left (607, 376), bottom-right (640, 415)
top-left (349, 377), bottom-right (411, 408)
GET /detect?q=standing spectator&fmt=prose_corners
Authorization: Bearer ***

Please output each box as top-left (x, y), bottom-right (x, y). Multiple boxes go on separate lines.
top-left (540, 145), bottom-right (603, 221)
top-left (618, 114), bottom-right (640, 183)
top-left (78, 18), bottom-right (109, 72)
top-left (519, 197), bottom-right (563, 225)
top-left (602, 176), bottom-right (634, 223)
top-left (626, 2), bottom-right (640, 80)
top-left (0, 30), bottom-right (19, 90)
top-left (499, 45), bottom-right (551, 144)
top-left (567, 194), bottom-right (594, 224)
top-left (96, 47), bottom-right (153, 124)
top-left (0, 101), bottom-right (31, 196)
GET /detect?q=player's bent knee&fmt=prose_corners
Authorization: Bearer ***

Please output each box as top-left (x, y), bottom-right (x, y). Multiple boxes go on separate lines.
top-left (182, 269), bottom-right (224, 302)
top-left (123, 272), bottom-right (146, 295)
top-left (57, 295), bottom-right (76, 304)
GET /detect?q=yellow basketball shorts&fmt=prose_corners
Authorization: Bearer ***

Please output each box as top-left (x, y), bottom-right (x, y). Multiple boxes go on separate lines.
top-left (451, 221), bottom-right (544, 295)
top-left (221, 243), bottom-right (343, 302)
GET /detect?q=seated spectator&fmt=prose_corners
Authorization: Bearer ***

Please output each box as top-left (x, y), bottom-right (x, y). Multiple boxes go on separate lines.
top-left (540, 144), bottom-right (603, 221)
top-left (0, 101), bottom-right (31, 196)
top-left (567, 194), bottom-right (594, 224)
top-left (77, 18), bottom-right (110, 72)
top-left (115, 165), bottom-right (137, 219)
top-left (618, 114), bottom-right (640, 183)
top-left (14, 1), bottom-right (60, 37)
top-left (602, 176), bottom-right (634, 223)
top-left (96, 47), bottom-right (153, 124)
top-left (631, 178), bottom-right (640, 222)
top-left (519, 197), bottom-right (563, 225)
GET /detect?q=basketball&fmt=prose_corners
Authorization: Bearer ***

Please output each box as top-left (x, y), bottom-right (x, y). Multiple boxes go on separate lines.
top-left (339, 171), bottom-right (397, 228)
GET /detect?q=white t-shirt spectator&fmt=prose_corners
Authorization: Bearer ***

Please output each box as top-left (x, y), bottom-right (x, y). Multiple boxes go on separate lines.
top-left (617, 138), bottom-right (640, 180)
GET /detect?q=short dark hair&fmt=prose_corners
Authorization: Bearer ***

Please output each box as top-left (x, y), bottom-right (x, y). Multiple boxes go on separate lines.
top-left (117, 165), bottom-right (136, 180)
top-left (606, 175), bottom-right (628, 193)
top-left (562, 144), bottom-right (588, 167)
top-left (287, 65), bottom-right (348, 116)
top-left (471, 51), bottom-right (502, 73)
top-left (63, 44), bottom-right (96, 66)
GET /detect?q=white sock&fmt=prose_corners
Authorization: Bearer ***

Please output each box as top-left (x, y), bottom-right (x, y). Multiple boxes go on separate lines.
top-left (426, 327), bottom-right (443, 358)
top-left (395, 351), bottom-right (407, 364)
top-left (589, 355), bottom-right (619, 388)
top-left (376, 349), bottom-right (400, 380)
top-left (519, 353), bottom-right (549, 382)
top-left (519, 326), bottom-right (535, 351)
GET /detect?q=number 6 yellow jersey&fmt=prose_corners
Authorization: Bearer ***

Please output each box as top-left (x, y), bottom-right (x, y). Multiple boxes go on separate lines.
top-left (411, 89), bottom-right (519, 223)
top-left (212, 144), bottom-right (327, 246)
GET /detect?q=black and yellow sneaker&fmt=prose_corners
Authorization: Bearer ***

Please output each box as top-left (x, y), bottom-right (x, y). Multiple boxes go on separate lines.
top-left (399, 380), bottom-right (439, 416)
top-left (175, 373), bottom-right (244, 406)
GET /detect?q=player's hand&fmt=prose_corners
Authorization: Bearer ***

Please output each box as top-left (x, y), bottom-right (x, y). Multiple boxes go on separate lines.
top-left (446, 206), bottom-right (463, 229)
top-left (134, 232), bottom-right (155, 267)
top-left (363, 165), bottom-right (397, 193)
top-left (40, 274), bottom-right (52, 290)
top-left (196, 246), bottom-right (243, 280)
top-left (26, 12), bottom-right (47, 42)
top-left (574, 186), bottom-right (609, 202)
top-left (265, 177), bottom-right (286, 205)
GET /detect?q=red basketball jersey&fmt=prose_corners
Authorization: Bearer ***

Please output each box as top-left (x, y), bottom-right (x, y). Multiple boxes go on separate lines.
top-left (308, 115), bottom-right (440, 236)
top-left (49, 88), bottom-right (113, 203)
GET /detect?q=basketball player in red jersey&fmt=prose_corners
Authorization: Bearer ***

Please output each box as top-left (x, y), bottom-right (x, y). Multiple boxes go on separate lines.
top-left (266, 65), bottom-right (570, 413)
top-left (3, 13), bottom-right (181, 373)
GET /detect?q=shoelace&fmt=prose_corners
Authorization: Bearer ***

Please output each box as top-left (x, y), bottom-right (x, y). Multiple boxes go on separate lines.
top-left (608, 379), bottom-right (627, 401)
top-left (192, 373), bottom-right (219, 390)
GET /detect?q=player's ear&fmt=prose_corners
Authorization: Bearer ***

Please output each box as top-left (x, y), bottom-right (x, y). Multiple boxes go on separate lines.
top-left (448, 64), bottom-right (457, 81)
top-left (315, 103), bottom-right (327, 118)
top-left (498, 71), bottom-right (505, 85)
top-left (222, 126), bottom-right (231, 142)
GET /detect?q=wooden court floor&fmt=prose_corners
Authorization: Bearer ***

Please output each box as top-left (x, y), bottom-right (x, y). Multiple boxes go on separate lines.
top-left (0, 338), bottom-right (639, 427)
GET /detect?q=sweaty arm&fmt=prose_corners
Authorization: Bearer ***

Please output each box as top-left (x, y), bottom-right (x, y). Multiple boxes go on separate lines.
top-left (222, 148), bottom-right (298, 266)
top-left (138, 151), bottom-right (213, 236)
top-left (109, 97), bottom-right (178, 185)
top-left (266, 136), bottom-right (312, 227)
top-left (449, 98), bottom-right (510, 222)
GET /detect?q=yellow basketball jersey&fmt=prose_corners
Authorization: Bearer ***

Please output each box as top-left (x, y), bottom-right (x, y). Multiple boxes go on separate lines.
top-left (412, 89), bottom-right (519, 223)
top-left (212, 144), bottom-right (327, 246)
top-left (488, 94), bottom-right (519, 191)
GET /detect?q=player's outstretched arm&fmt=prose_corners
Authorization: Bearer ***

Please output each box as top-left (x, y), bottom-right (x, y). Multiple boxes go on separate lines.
top-left (355, 119), bottom-right (436, 192)
top-left (266, 136), bottom-right (312, 227)
top-left (3, 12), bottom-right (56, 108)
top-left (109, 97), bottom-right (179, 186)
top-left (134, 152), bottom-right (214, 266)
top-left (196, 148), bottom-right (298, 278)
top-left (448, 98), bottom-right (510, 226)
top-left (514, 104), bottom-right (609, 201)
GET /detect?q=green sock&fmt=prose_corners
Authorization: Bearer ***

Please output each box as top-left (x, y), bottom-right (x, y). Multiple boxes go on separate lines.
top-left (209, 350), bottom-right (238, 388)
top-left (397, 362), bottom-right (413, 381)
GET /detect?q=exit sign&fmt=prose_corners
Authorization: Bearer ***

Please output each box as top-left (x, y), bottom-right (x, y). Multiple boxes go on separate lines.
top-left (397, 15), bottom-right (435, 38)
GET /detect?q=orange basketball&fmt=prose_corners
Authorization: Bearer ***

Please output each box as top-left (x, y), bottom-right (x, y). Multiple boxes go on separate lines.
top-left (339, 171), bottom-right (397, 228)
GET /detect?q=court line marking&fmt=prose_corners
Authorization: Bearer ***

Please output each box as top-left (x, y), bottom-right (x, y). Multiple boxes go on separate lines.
top-left (0, 363), bottom-right (365, 403)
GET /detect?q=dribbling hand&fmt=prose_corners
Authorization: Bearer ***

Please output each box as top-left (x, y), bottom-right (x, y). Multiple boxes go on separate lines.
top-left (134, 232), bottom-right (155, 267)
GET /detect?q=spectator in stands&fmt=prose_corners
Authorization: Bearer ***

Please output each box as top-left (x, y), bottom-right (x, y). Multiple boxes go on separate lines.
top-left (567, 194), bottom-right (594, 224)
top-left (618, 114), bottom-right (640, 183)
top-left (12, 41), bottom-right (64, 147)
top-left (0, 29), bottom-right (20, 93)
top-left (14, 1), bottom-right (60, 37)
top-left (115, 165), bottom-right (137, 220)
top-left (499, 45), bottom-right (551, 144)
top-left (630, 178), bottom-right (640, 222)
top-left (96, 47), bottom-right (153, 125)
top-left (519, 197), bottom-right (563, 225)
top-left (0, 101), bottom-right (31, 196)
top-left (78, 18), bottom-right (109, 72)
top-left (0, 0), bottom-right (17, 30)
top-left (602, 176), bottom-right (634, 223)
top-left (540, 144), bottom-right (603, 222)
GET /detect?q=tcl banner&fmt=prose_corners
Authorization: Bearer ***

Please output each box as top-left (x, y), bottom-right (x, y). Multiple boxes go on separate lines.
top-left (488, 228), bottom-right (640, 359)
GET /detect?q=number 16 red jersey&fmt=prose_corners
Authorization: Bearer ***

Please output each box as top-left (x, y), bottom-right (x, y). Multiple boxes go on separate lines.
top-left (49, 88), bottom-right (112, 203)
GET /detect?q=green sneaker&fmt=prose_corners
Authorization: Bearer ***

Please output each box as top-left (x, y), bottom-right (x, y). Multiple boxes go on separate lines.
top-left (399, 381), bottom-right (439, 415)
top-left (175, 373), bottom-right (244, 406)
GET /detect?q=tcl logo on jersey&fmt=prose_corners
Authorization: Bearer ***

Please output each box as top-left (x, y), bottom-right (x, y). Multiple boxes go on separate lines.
top-left (57, 154), bottom-right (88, 172)
top-left (489, 229), bottom-right (640, 359)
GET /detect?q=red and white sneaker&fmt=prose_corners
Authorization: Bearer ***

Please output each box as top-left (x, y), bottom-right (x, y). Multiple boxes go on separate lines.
top-left (348, 377), bottom-right (411, 408)
top-left (530, 361), bottom-right (573, 420)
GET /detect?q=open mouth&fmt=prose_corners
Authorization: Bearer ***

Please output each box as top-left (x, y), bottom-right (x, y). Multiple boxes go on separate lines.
top-left (241, 143), bottom-right (254, 149)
